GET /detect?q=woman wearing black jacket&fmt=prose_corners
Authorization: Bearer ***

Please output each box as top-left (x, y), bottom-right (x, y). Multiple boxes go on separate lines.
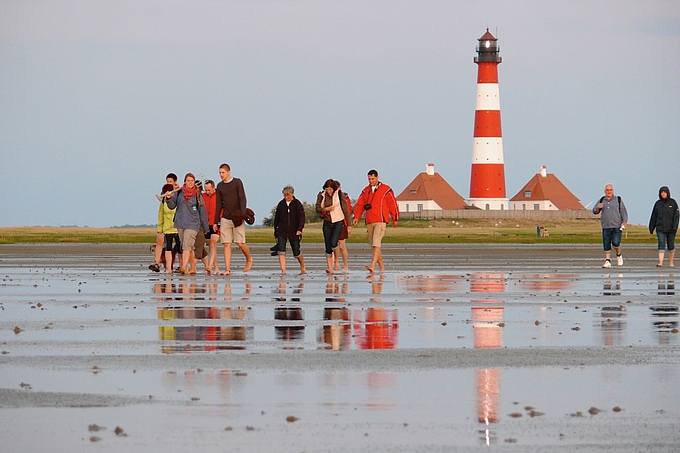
top-left (649, 186), bottom-right (680, 267)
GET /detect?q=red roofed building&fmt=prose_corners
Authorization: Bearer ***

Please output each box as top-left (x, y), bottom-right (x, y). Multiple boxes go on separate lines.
top-left (510, 166), bottom-right (585, 211)
top-left (396, 163), bottom-right (468, 213)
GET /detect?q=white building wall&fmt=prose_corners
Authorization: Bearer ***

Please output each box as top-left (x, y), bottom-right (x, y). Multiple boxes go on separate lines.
top-left (511, 200), bottom-right (558, 211)
top-left (398, 200), bottom-right (442, 212)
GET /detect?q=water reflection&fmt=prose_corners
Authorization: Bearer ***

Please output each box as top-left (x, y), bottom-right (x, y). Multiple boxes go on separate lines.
top-left (354, 308), bottom-right (399, 350)
top-left (657, 274), bottom-right (675, 296)
top-left (603, 274), bottom-right (622, 296)
top-left (395, 274), bottom-right (463, 292)
top-left (650, 305), bottom-right (679, 344)
top-left (157, 306), bottom-right (252, 353)
top-left (320, 308), bottom-right (351, 350)
top-left (275, 306), bottom-right (305, 342)
top-left (517, 273), bottom-right (576, 291)
top-left (153, 281), bottom-right (252, 302)
top-left (470, 273), bottom-right (506, 293)
top-left (598, 306), bottom-right (627, 346)
top-left (470, 273), bottom-right (505, 445)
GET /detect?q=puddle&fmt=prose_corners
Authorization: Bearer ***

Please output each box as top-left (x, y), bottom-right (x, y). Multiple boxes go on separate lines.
top-left (1, 244), bottom-right (679, 451)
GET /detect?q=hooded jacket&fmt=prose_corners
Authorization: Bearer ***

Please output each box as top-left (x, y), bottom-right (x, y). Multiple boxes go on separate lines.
top-left (649, 186), bottom-right (680, 234)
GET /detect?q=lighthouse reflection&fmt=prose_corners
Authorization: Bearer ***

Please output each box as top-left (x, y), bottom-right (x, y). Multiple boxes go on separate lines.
top-left (470, 273), bottom-right (505, 446)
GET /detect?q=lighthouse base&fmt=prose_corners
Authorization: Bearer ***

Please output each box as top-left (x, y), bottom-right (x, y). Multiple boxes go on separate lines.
top-left (467, 198), bottom-right (509, 211)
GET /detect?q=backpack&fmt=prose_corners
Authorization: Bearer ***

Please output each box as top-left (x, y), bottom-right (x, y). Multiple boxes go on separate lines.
top-left (598, 196), bottom-right (621, 211)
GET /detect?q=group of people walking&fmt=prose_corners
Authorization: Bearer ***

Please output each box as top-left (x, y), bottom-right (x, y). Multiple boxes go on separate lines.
top-left (150, 171), bottom-right (678, 275)
top-left (593, 183), bottom-right (679, 268)
top-left (150, 164), bottom-right (254, 275)
top-left (150, 166), bottom-right (400, 276)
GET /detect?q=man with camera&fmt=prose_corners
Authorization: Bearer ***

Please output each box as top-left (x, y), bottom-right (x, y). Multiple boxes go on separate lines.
top-left (352, 169), bottom-right (400, 272)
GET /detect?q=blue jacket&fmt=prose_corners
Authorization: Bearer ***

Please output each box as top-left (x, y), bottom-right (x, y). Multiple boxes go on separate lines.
top-left (167, 192), bottom-right (209, 232)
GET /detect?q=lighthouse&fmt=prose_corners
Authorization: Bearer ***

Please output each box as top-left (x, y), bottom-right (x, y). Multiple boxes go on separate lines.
top-left (467, 29), bottom-right (508, 210)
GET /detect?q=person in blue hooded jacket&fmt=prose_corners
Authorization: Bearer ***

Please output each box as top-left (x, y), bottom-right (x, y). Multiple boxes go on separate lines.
top-left (649, 186), bottom-right (680, 268)
top-left (167, 173), bottom-right (210, 274)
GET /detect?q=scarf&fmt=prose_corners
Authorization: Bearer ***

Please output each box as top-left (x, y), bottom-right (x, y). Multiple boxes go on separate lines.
top-left (182, 184), bottom-right (197, 201)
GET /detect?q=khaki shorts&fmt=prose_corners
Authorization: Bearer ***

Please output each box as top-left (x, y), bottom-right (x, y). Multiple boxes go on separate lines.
top-left (367, 222), bottom-right (386, 247)
top-left (220, 218), bottom-right (247, 244)
top-left (178, 228), bottom-right (198, 252)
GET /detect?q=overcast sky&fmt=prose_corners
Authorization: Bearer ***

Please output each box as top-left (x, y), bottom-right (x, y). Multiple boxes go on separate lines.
top-left (1, 0), bottom-right (678, 227)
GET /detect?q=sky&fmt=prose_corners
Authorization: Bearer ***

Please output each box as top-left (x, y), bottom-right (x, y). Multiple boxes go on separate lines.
top-left (1, 0), bottom-right (679, 227)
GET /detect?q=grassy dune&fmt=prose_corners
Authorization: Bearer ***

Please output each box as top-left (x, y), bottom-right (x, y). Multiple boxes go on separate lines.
top-left (0, 219), bottom-right (655, 244)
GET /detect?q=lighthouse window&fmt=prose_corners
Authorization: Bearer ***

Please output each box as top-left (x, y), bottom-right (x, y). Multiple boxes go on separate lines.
top-left (524, 190), bottom-right (531, 198)
top-left (410, 189), bottom-right (417, 194)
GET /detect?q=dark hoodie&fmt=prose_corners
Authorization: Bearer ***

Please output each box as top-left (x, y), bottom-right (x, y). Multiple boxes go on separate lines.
top-left (649, 186), bottom-right (680, 234)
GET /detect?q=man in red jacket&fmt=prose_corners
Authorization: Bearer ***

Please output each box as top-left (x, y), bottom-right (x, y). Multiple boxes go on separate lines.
top-left (352, 169), bottom-right (399, 272)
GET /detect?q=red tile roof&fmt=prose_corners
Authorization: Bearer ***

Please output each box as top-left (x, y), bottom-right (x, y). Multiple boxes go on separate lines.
top-left (396, 171), bottom-right (468, 210)
top-left (509, 171), bottom-right (585, 210)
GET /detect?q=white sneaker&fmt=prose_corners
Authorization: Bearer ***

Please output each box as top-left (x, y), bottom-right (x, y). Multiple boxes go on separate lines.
top-left (617, 255), bottom-right (623, 266)
top-left (602, 260), bottom-right (612, 268)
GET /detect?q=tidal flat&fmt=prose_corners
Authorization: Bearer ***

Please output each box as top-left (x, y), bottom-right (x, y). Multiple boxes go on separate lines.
top-left (0, 243), bottom-right (678, 452)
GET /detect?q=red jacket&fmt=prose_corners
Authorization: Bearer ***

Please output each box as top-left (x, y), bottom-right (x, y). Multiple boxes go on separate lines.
top-left (202, 192), bottom-right (220, 227)
top-left (353, 182), bottom-right (399, 225)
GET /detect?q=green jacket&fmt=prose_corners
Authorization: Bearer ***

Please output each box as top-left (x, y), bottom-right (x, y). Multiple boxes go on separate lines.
top-left (157, 200), bottom-right (178, 234)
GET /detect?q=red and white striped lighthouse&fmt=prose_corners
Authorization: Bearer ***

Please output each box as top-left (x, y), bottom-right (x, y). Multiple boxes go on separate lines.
top-left (467, 29), bottom-right (508, 210)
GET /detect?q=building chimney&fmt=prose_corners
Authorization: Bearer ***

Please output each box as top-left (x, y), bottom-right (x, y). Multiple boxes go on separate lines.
top-left (426, 163), bottom-right (435, 176)
top-left (540, 165), bottom-right (547, 177)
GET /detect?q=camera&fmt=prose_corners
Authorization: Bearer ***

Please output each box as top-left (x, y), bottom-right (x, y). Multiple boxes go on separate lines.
top-left (364, 204), bottom-right (372, 210)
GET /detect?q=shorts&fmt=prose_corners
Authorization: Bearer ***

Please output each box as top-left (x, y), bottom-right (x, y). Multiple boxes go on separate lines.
top-left (601, 228), bottom-right (622, 252)
top-left (220, 218), bottom-right (246, 244)
top-left (178, 228), bottom-right (198, 252)
top-left (657, 231), bottom-right (676, 251)
top-left (276, 236), bottom-right (301, 257)
top-left (163, 233), bottom-right (181, 254)
top-left (367, 222), bottom-right (386, 248)
top-left (194, 228), bottom-right (208, 259)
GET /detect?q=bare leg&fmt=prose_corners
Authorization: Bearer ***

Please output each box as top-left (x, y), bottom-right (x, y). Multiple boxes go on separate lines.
top-left (278, 254), bottom-right (286, 274)
top-left (210, 236), bottom-right (220, 274)
top-left (164, 250), bottom-right (173, 273)
top-left (189, 250), bottom-right (197, 274)
top-left (238, 243), bottom-right (252, 272)
top-left (339, 239), bottom-right (349, 272)
top-left (180, 250), bottom-right (190, 273)
top-left (669, 250), bottom-right (675, 267)
top-left (326, 256), bottom-right (333, 274)
top-left (154, 232), bottom-right (164, 264)
top-left (221, 243), bottom-right (232, 275)
top-left (658, 251), bottom-right (665, 267)
top-left (296, 255), bottom-right (306, 274)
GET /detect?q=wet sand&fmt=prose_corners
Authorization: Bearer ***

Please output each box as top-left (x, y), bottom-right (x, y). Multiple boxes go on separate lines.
top-left (1, 243), bottom-right (678, 452)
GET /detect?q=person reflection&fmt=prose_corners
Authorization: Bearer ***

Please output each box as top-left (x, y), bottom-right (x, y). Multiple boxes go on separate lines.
top-left (325, 275), bottom-right (347, 302)
top-left (354, 307), bottom-right (398, 350)
top-left (157, 305), bottom-right (250, 353)
top-left (320, 308), bottom-right (351, 350)
top-left (367, 273), bottom-right (385, 303)
top-left (598, 305), bottom-right (627, 346)
top-left (275, 306), bottom-right (305, 344)
top-left (602, 274), bottom-right (622, 296)
top-left (658, 274), bottom-right (676, 296)
top-left (650, 305), bottom-right (679, 345)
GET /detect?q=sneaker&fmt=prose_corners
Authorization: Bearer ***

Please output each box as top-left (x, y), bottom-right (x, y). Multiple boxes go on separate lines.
top-left (149, 263), bottom-right (160, 272)
top-left (617, 255), bottom-right (623, 266)
top-left (602, 259), bottom-right (612, 269)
